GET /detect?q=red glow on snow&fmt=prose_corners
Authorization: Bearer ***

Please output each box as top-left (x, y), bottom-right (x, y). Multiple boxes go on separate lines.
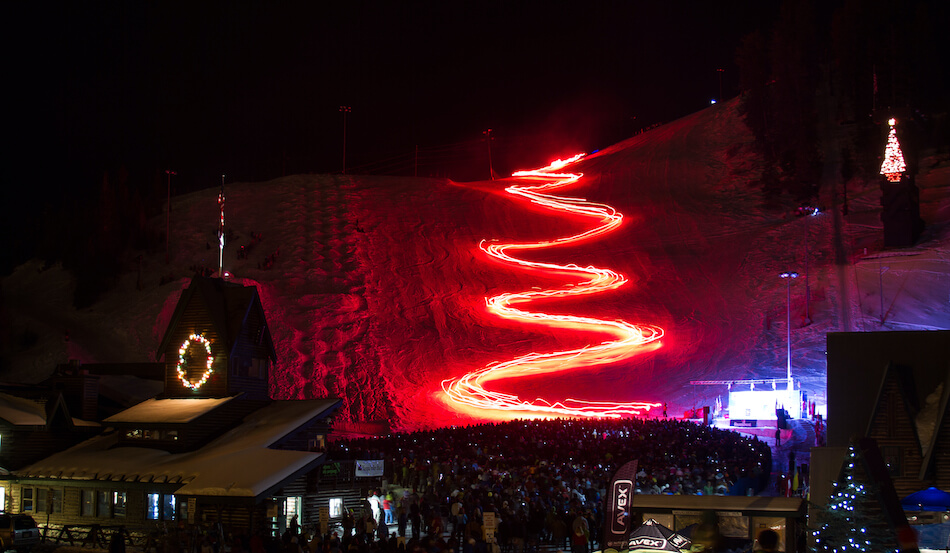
top-left (442, 154), bottom-right (665, 419)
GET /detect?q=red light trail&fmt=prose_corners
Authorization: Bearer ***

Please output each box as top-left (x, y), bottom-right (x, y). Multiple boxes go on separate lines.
top-left (442, 154), bottom-right (665, 419)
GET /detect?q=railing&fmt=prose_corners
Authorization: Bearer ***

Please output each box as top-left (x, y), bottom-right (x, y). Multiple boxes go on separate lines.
top-left (41, 524), bottom-right (137, 548)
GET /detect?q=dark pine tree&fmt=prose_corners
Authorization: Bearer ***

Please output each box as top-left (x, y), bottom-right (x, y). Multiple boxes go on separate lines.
top-left (812, 442), bottom-right (899, 553)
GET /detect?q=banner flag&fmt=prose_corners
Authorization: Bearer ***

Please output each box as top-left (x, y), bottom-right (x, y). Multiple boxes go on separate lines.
top-left (605, 459), bottom-right (639, 550)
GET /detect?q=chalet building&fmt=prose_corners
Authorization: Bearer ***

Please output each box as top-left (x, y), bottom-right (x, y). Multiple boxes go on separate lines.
top-left (4, 277), bottom-right (350, 538)
top-left (813, 330), bottom-right (950, 509)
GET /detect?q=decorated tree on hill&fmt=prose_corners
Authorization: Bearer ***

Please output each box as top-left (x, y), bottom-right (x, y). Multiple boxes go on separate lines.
top-left (811, 443), bottom-right (900, 552)
top-left (880, 118), bottom-right (906, 182)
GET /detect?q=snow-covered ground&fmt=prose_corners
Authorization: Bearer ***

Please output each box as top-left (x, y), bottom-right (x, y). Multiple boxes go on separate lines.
top-left (2, 99), bottom-right (948, 431)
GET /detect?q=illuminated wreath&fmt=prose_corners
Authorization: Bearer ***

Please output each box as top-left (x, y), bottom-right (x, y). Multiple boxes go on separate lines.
top-left (177, 333), bottom-right (215, 390)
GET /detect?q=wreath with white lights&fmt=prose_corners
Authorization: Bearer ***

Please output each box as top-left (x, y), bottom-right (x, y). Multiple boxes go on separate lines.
top-left (177, 333), bottom-right (215, 390)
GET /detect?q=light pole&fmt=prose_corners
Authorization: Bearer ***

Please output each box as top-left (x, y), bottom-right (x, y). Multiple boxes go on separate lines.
top-left (780, 271), bottom-right (798, 399)
top-left (879, 261), bottom-right (889, 325)
top-left (716, 68), bottom-right (724, 102)
top-left (483, 128), bottom-right (494, 180)
top-left (339, 106), bottom-right (351, 174)
top-left (218, 174), bottom-right (225, 278)
top-left (798, 206), bottom-right (819, 324)
top-left (165, 170), bottom-right (176, 264)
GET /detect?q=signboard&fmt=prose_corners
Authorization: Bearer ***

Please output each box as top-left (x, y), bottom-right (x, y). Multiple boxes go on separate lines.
top-left (729, 389), bottom-right (803, 420)
top-left (483, 512), bottom-right (497, 544)
top-left (355, 459), bottom-right (384, 477)
top-left (320, 506), bottom-right (330, 536)
top-left (604, 460), bottom-right (639, 550)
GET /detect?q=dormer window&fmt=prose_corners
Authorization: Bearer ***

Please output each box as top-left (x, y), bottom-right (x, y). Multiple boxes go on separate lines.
top-left (124, 429), bottom-right (179, 441)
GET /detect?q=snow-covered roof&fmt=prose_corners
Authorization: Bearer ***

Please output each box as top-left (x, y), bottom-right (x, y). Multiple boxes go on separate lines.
top-left (17, 398), bottom-right (341, 498)
top-left (103, 397), bottom-right (236, 424)
top-left (0, 392), bottom-right (46, 426)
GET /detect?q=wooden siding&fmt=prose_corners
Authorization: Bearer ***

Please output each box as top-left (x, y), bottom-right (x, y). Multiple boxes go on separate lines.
top-left (274, 473), bottom-right (373, 531)
top-left (162, 292), bottom-right (230, 398)
top-left (866, 376), bottom-right (927, 498)
top-left (112, 398), bottom-right (268, 452)
top-left (0, 423), bottom-right (99, 473)
top-left (931, 410), bottom-right (950, 490)
top-left (271, 420), bottom-right (332, 453)
top-left (9, 482), bottom-right (178, 527)
top-left (228, 299), bottom-right (271, 401)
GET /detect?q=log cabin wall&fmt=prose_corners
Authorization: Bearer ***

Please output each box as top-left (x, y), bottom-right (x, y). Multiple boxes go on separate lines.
top-left (866, 375), bottom-right (926, 498)
top-left (162, 292), bottom-right (230, 399)
top-left (932, 409), bottom-right (950, 491)
top-left (227, 298), bottom-right (270, 401)
top-left (8, 482), bottom-right (179, 527)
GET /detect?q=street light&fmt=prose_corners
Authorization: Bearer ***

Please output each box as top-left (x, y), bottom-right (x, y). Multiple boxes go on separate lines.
top-left (716, 68), bottom-right (724, 102)
top-left (165, 169), bottom-right (176, 264)
top-left (796, 206), bottom-right (819, 324)
top-left (483, 129), bottom-right (494, 180)
top-left (779, 271), bottom-right (798, 398)
top-left (339, 106), bottom-right (352, 174)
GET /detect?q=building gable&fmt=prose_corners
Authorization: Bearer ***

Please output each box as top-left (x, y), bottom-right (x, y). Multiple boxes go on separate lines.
top-left (865, 363), bottom-right (926, 498)
top-left (156, 278), bottom-right (275, 400)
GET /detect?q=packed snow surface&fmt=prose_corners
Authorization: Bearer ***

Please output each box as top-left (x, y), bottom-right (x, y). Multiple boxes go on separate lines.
top-left (3, 100), bottom-right (948, 431)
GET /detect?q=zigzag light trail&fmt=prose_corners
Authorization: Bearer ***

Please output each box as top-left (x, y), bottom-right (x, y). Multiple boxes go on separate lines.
top-left (442, 154), bottom-right (665, 419)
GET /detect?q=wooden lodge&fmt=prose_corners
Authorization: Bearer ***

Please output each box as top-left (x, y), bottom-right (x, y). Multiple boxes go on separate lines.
top-left (0, 277), bottom-right (370, 541)
top-left (817, 331), bottom-right (950, 503)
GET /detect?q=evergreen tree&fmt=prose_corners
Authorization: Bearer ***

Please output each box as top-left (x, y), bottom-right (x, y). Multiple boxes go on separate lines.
top-left (812, 443), bottom-right (899, 553)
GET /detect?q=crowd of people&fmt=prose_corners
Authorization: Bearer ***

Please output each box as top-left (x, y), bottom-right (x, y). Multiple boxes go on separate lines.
top-left (313, 417), bottom-right (773, 553)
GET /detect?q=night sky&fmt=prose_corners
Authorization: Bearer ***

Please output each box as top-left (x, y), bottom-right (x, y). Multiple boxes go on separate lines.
top-left (6, 2), bottom-right (777, 194)
top-left (7, 0), bottom-right (948, 273)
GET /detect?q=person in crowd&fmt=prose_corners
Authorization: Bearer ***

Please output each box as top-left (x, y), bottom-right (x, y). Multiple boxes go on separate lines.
top-left (328, 417), bottom-right (773, 553)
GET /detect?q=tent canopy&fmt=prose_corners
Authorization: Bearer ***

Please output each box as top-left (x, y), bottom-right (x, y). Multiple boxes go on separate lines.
top-left (628, 519), bottom-right (691, 553)
top-left (901, 487), bottom-right (950, 511)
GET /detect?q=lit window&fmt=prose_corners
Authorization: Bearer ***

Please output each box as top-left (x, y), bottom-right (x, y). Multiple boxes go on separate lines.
top-left (329, 498), bottom-right (344, 518)
top-left (162, 495), bottom-right (176, 520)
top-left (114, 492), bottom-right (127, 517)
top-left (147, 493), bottom-right (160, 520)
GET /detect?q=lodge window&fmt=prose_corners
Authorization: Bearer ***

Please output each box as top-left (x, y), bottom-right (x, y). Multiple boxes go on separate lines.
top-left (80, 489), bottom-right (125, 518)
top-left (329, 498), bottom-right (344, 518)
top-left (309, 434), bottom-right (326, 451)
top-left (36, 488), bottom-right (64, 514)
top-left (125, 429), bottom-right (179, 441)
top-left (114, 492), bottom-right (127, 517)
top-left (20, 487), bottom-right (34, 513)
top-left (147, 493), bottom-right (177, 521)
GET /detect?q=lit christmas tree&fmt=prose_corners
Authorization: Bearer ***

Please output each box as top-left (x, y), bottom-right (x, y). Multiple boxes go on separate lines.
top-left (880, 118), bottom-right (906, 182)
top-left (812, 443), bottom-right (900, 553)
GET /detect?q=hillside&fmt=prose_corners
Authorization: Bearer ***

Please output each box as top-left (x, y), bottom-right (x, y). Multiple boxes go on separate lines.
top-left (3, 98), bottom-right (949, 431)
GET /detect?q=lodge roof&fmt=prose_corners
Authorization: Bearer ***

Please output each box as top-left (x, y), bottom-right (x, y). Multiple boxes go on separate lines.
top-left (15, 398), bottom-right (341, 498)
top-left (103, 397), bottom-right (237, 424)
top-left (0, 391), bottom-right (99, 428)
top-left (156, 277), bottom-right (276, 363)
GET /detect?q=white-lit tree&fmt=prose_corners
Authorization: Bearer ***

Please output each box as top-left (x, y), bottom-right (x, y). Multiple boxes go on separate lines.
top-left (812, 443), bottom-right (899, 552)
top-left (880, 118), bottom-right (906, 182)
